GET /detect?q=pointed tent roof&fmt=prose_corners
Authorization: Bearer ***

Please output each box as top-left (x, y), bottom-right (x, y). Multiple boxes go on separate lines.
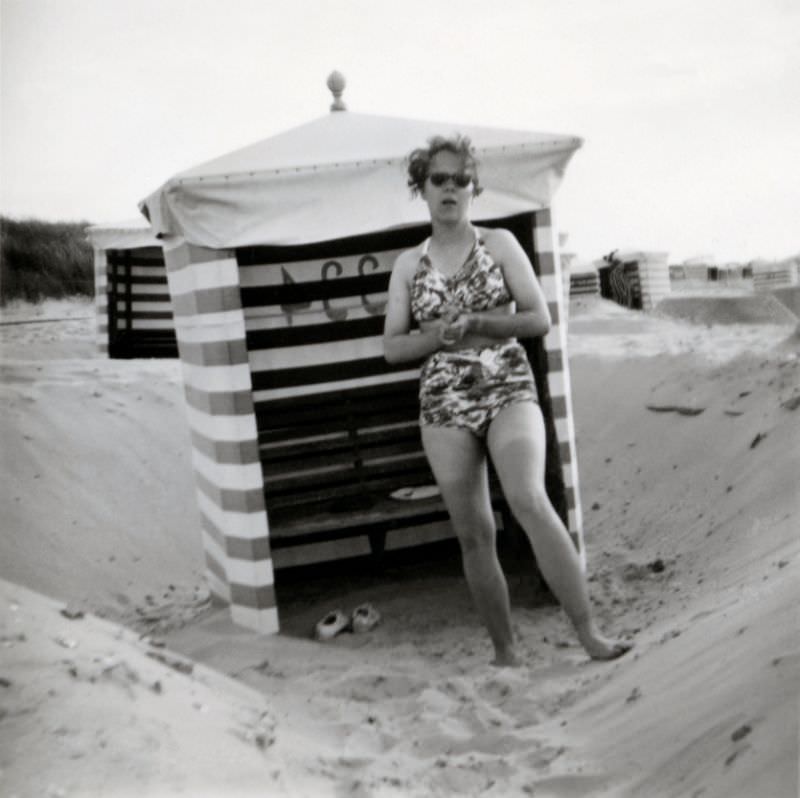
top-left (140, 81), bottom-right (583, 249)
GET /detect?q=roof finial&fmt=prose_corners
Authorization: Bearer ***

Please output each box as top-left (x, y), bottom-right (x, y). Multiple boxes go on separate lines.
top-left (327, 71), bottom-right (347, 112)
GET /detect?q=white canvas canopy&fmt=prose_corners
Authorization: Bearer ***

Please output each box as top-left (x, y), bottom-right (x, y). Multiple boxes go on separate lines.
top-left (87, 218), bottom-right (160, 250)
top-left (139, 108), bottom-right (582, 249)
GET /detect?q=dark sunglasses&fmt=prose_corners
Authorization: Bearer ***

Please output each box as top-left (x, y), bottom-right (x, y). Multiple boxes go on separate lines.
top-left (428, 172), bottom-right (473, 188)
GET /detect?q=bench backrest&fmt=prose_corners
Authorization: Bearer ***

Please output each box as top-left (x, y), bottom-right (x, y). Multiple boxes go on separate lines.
top-left (255, 378), bottom-right (439, 522)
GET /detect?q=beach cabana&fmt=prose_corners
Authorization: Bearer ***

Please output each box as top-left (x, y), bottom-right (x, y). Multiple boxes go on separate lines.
top-left (87, 219), bottom-right (176, 358)
top-left (568, 264), bottom-right (600, 298)
top-left (681, 255), bottom-right (717, 282)
top-left (555, 233), bottom-right (599, 300)
top-left (139, 75), bottom-right (586, 634)
top-left (751, 258), bottom-right (799, 293)
top-left (598, 250), bottom-right (670, 311)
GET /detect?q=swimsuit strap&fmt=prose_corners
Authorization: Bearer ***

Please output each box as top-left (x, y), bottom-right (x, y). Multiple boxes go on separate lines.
top-left (419, 227), bottom-right (480, 266)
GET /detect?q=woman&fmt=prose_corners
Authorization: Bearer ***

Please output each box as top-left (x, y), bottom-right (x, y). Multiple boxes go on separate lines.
top-left (383, 134), bottom-right (630, 665)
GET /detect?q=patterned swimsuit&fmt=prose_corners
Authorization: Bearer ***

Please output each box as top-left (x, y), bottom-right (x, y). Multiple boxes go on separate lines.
top-left (411, 230), bottom-right (538, 437)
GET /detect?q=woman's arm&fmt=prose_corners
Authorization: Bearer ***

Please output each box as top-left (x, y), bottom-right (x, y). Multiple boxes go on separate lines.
top-left (382, 251), bottom-right (444, 364)
top-left (444, 228), bottom-right (551, 342)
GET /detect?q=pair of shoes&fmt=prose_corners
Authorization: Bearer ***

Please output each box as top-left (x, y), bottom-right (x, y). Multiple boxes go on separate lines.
top-left (313, 603), bottom-right (382, 641)
top-left (351, 602), bottom-right (381, 634)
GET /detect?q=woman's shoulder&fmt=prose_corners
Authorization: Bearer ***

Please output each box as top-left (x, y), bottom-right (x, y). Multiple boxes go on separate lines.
top-left (477, 227), bottom-right (518, 265)
top-left (478, 226), bottom-right (516, 250)
top-left (392, 241), bottom-right (426, 274)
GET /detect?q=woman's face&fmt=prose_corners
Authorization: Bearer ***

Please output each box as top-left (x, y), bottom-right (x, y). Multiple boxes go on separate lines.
top-left (421, 150), bottom-right (475, 223)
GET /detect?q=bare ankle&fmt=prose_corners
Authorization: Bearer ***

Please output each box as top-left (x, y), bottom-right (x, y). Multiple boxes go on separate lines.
top-left (572, 615), bottom-right (594, 637)
top-left (492, 646), bottom-right (520, 667)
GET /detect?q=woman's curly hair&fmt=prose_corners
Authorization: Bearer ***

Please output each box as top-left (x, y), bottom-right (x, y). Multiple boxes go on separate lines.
top-left (406, 134), bottom-right (483, 197)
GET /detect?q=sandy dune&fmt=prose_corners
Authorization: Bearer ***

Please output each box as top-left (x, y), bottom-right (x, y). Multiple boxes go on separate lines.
top-left (1, 293), bottom-right (798, 797)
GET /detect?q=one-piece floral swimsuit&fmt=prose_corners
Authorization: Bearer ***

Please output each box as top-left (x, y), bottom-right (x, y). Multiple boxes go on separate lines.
top-left (410, 229), bottom-right (538, 437)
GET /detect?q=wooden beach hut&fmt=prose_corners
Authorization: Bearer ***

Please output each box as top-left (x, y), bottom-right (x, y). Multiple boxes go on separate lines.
top-left (557, 234), bottom-right (600, 300)
top-left (751, 258), bottom-right (799, 293)
top-left (568, 264), bottom-right (600, 298)
top-left (139, 75), bottom-right (586, 634)
top-left (681, 255), bottom-right (716, 282)
top-left (598, 250), bottom-right (670, 311)
top-left (87, 219), bottom-right (176, 358)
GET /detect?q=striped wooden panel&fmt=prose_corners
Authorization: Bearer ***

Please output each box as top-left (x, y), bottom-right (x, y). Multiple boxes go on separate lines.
top-left (753, 268), bottom-right (798, 293)
top-left (533, 207), bottom-right (584, 560)
top-left (94, 249), bottom-right (109, 354)
top-left (570, 273), bottom-right (600, 296)
top-left (238, 240), bottom-right (415, 403)
top-left (531, 212), bottom-right (573, 531)
top-left (163, 238), bottom-right (278, 635)
top-left (638, 260), bottom-right (672, 310)
top-left (106, 247), bottom-right (177, 357)
top-left (608, 263), bottom-right (642, 309)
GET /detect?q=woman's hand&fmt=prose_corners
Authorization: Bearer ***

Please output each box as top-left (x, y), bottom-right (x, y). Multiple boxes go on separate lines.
top-left (439, 314), bottom-right (473, 347)
top-left (424, 314), bottom-right (475, 348)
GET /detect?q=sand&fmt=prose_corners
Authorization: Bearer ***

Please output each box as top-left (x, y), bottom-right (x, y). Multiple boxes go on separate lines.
top-left (1, 292), bottom-right (798, 797)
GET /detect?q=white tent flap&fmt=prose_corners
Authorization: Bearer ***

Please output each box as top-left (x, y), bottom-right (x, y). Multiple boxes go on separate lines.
top-left (140, 111), bottom-right (582, 249)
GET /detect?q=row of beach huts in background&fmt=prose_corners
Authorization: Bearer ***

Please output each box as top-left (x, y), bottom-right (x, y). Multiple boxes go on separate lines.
top-left (559, 235), bottom-right (799, 307)
top-left (88, 219), bottom-right (800, 359)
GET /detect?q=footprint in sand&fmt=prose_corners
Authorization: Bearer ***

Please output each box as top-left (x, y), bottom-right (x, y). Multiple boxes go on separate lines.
top-left (427, 762), bottom-right (495, 795)
top-left (412, 717), bottom-right (531, 758)
top-left (327, 671), bottom-right (426, 703)
top-left (475, 674), bottom-right (545, 727)
top-left (313, 720), bottom-right (399, 759)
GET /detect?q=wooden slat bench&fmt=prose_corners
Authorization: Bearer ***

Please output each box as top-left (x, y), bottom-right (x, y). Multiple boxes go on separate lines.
top-left (255, 378), bottom-right (512, 554)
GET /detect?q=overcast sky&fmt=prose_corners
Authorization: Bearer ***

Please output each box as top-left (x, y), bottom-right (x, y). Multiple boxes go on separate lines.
top-left (2, 0), bottom-right (798, 264)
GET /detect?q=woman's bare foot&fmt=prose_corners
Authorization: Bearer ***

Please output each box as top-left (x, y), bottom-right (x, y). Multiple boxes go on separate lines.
top-left (491, 646), bottom-right (521, 667)
top-left (575, 622), bottom-right (632, 661)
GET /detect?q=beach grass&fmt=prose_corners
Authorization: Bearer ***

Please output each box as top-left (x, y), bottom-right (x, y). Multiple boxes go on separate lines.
top-left (1, 216), bottom-right (94, 304)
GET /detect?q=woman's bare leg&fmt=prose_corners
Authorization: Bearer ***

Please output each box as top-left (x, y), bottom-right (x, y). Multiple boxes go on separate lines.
top-left (487, 402), bottom-right (631, 660)
top-left (421, 424), bottom-right (519, 666)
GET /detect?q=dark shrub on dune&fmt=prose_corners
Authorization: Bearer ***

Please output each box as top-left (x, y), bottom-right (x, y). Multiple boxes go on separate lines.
top-left (1, 216), bottom-right (94, 304)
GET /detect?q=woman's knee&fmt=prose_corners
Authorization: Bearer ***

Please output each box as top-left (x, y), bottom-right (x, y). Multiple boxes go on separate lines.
top-left (455, 520), bottom-right (497, 555)
top-left (505, 484), bottom-right (552, 523)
